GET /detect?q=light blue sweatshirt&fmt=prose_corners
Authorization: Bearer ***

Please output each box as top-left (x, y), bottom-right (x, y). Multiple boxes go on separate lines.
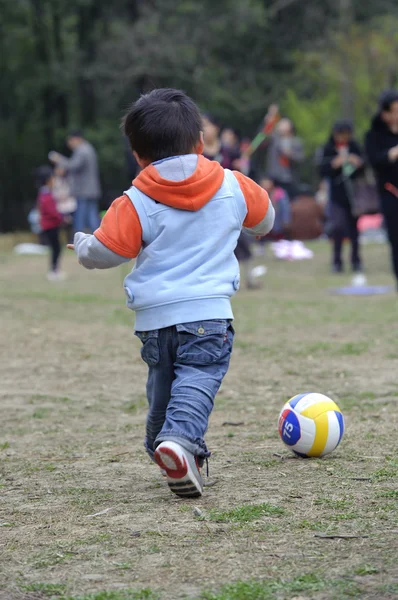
top-left (74, 154), bottom-right (274, 330)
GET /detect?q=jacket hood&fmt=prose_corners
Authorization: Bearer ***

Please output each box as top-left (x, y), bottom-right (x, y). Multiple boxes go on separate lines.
top-left (133, 154), bottom-right (225, 211)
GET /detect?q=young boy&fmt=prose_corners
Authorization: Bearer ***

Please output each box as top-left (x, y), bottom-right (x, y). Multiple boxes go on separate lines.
top-left (68, 89), bottom-right (275, 498)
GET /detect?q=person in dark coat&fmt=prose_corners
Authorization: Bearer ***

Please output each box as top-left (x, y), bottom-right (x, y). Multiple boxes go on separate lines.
top-left (365, 90), bottom-right (398, 290)
top-left (319, 120), bottom-right (364, 273)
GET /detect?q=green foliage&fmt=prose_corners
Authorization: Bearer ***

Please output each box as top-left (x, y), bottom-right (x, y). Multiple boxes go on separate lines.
top-left (1, 0), bottom-right (398, 229)
top-left (283, 15), bottom-right (398, 156)
top-left (200, 573), bottom-right (363, 599)
top-left (354, 565), bottom-right (379, 575)
top-left (208, 502), bottom-right (285, 523)
top-left (64, 591), bottom-right (158, 600)
top-left (20, 582), bottom-right (67, 596)
top-left (19, 583), bottom-right (159, 600)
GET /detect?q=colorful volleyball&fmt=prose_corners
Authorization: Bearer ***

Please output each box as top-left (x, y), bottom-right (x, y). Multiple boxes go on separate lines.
top-left (278, 393), bottom-right (344, 457)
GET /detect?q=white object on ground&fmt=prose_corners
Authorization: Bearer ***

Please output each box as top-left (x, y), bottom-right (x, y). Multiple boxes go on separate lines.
top-left (250, 265), bottom-right (267, 278)
top-left (271, 240), bottom-right (314, 261)
top-left (14, 243), bottom-right (48, 256)
top-left (47, 271), bottom-right (67, 282)
top-left (86, 507), bottom-right (114, 518)
top-left (351, 273), bottom-right (367, 287)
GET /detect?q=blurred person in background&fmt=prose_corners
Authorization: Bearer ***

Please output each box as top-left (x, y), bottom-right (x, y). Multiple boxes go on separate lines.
top-left (259, 175), bottom-right (291, 241)
top-left (49, 129), bottom-right (101, 234)
top-left (220, 127), bottom-right (241, 169)
top-left (265, 117), bottom-right (304, 200)
top-left (203, 114), bottom-right (263, 287)
top-left (202, 115), bottom-right (241, 169)
top-left (52, 166), bottom-right (76, 244)
top-left (319, 120), bottom-right (364, 273)
top-left (366, 90), bottom-right (398, 291)
top-left (234, 231), bottom-right (260, 289)
top-left (36, 166), bottom-right (65, 281)
top-left (237, 138), bottom-right (252, 176)
top-left (124, 135), bottom-right (140, 181)
top-left (202, 114), bottom-right (223, 162)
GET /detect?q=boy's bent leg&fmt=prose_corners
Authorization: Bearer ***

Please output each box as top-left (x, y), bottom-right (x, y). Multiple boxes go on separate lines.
top-left (155, 320), bottom-right (234, 459)
top-left (135, 327), bottom-right (175, 460)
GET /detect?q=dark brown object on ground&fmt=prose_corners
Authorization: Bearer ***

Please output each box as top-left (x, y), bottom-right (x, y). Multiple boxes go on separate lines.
top-left (290, 195), bottom-right (324, 240)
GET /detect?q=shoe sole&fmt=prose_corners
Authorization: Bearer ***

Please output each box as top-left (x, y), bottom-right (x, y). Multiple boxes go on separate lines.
top-left (154, 443), bottom-right (202, 498)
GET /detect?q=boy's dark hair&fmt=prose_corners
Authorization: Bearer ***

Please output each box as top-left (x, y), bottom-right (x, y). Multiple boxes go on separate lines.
top-left (122, 88), bottom-right (202, 162)
top-left (35, 165), bottom-right (53, 188)
top-left (332, 119), bottom-right (353, 134)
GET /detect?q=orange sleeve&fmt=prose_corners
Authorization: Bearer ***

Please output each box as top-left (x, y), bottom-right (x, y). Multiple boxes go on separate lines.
top-left (233, 171), bottom-right (270, 228)
top-left (93, 195), bottom-right (142, 258)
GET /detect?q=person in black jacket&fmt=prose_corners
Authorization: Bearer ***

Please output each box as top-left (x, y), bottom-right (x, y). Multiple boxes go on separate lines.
top-left (365, 90), bottom-right (398, 289)
top-left (319, 121), bottom-right (364, 272)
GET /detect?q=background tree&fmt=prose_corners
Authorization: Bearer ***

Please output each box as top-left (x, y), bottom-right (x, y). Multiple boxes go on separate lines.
top-left (0, 0), bottom-right (398, 231)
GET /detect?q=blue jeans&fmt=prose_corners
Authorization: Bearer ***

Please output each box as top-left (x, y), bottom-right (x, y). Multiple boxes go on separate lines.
top-left (73, 197), bottom-right (100, 233)
top-left (135, 320), bottom-right (234, 460)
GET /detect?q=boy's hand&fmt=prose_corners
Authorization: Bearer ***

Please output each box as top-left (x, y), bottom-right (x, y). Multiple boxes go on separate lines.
top-left (67, 243), bottom-right (82, 264)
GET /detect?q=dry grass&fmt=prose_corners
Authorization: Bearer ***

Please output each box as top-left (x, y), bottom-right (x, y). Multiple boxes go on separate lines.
top-left (0, 240), bottom-right (397, 600)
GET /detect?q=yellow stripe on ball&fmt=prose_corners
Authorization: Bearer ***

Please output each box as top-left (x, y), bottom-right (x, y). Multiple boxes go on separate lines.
top-left (306, 411), bottom-right (329, 456)
top-left (300, 401), bottom-right (339, 420)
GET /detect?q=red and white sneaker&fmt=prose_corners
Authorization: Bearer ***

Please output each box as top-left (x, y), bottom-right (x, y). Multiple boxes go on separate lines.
top-left (154, 441), bottom-right (203, 498)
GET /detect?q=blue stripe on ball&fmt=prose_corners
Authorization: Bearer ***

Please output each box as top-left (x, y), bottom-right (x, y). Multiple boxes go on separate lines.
top-left (289, 393), bottom-right (310, 409)
top-left (335, 410), bottom-right (344, 442)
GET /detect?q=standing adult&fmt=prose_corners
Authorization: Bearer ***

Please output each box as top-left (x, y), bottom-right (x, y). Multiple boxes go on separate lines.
top-left (265, 118), bottom-right (304, 200)
top-left (319, 120), bottom-right (364, 273)
top-left (49, 130), bottom-right (101, 233)
top-left (366, 90), bottom-right (398, 290)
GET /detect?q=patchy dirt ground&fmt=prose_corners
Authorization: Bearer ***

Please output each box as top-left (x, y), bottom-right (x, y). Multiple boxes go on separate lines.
top-left (0, 240), bottom-right (397, 600)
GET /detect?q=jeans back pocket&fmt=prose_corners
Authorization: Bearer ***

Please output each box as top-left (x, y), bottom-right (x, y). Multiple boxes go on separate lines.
top-left (135, 330), bottom-right (160, 366)
top-left (176, 320), bottom-right (230, 365)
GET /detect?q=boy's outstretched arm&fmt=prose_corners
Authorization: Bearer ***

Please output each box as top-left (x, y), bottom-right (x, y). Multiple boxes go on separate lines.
top-left (233, 172), bottom-right (275, 236)
top-left (69, 234), bottom-right (131, 269)
top-left (70, 195), bottom-right (142, 269)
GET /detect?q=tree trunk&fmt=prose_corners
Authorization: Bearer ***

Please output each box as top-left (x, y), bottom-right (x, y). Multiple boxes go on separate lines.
top-left (77, 1), bottom-right (105, 126)
top-left (339, 0), bottom-right (354, 120)
top-left (30, 0), bottom-right (55, 148)
top-left (52, 2), bottom-right (68, 129)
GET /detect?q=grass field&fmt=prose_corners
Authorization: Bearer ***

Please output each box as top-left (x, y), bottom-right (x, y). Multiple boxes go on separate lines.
top-left (0, 239), bottom-right (397, 600)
